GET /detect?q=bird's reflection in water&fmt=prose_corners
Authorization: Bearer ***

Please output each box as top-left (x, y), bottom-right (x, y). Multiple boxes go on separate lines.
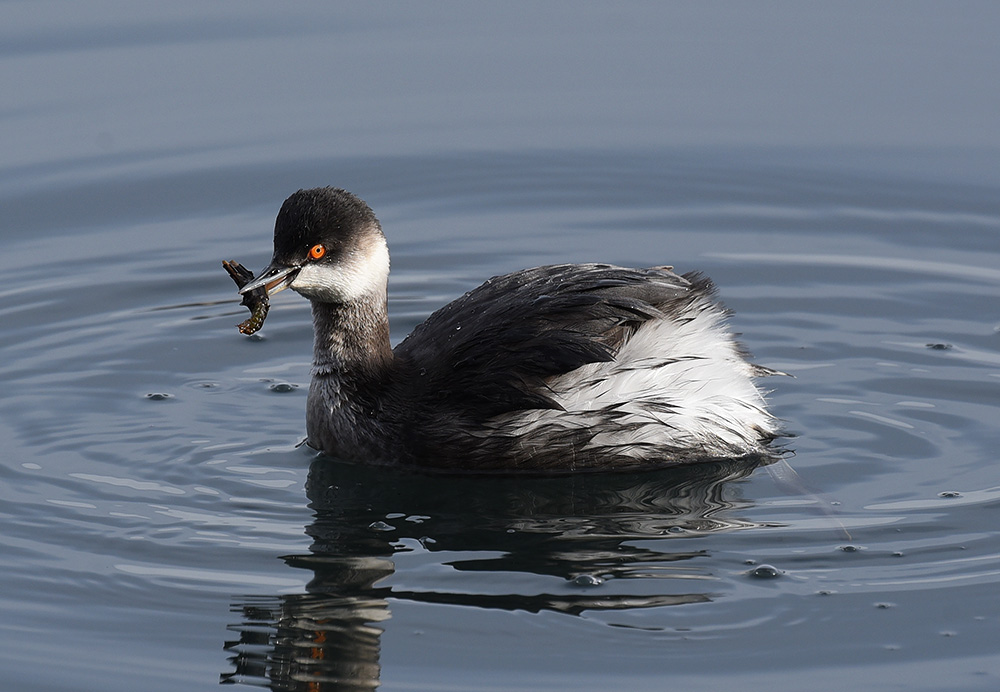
top-left (222, 454), bottom-right (771, 690)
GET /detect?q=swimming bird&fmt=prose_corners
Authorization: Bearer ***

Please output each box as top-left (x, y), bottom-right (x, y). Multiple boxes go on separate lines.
top-left (238, 187), bottom-right (782, 472)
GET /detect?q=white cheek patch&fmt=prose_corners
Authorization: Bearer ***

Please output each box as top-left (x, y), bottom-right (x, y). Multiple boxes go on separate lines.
top-left (292, 238), bottom-right (390, 303)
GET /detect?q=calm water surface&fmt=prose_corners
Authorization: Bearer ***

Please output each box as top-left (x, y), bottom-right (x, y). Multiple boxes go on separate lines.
top-left (2, 4), bottom-right (1000, 692)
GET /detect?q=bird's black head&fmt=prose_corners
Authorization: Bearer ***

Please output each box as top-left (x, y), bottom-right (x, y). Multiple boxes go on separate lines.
top-left (240, 188), bottom-right (389, 304)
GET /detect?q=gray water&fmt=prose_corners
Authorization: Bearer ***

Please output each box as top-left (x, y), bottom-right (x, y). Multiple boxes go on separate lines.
top-left (3, 4), bottom-right (1000, 691)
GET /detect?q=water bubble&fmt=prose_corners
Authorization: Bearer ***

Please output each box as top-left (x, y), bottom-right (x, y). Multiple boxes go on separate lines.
top-left (747, 564), bottom-right (783, 579)
top-left (268, 382), bottom-right (298, 393)
top-left (816, 590), bottom-right (837, 596)
top-left (368, 521), bottom-right (395, 532)
top-left (572, 574), bottom-right (604, 587)
top-left (938, 491), bottom-right (962, 498)
top-left (925, 343), bottom-right (952, 350)
top-left (145, 392), bottom-right (172, 400)
top-left (839, 544), bottom-right (863, 553)
top-left (875, 602), bottom-right (895, 609)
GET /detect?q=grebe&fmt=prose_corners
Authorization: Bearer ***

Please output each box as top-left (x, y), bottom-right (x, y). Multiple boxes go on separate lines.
top-left (237, 187), bottom-right (782, 472)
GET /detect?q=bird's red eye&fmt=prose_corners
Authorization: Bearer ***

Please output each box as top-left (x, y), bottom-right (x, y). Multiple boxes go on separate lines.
top-left (309, 244), bottom-right (326, 260)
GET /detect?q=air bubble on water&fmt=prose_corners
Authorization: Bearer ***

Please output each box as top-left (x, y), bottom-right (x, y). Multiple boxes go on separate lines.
top-left (145, 392), bottom-right (172, 400)
top-left (572, 574), bottom-right (603, 587)
top-left (747, 564), bottom-right (783, 579)
top-left (839, 544), bottom-right (863, 553)
top-left (268, 382), bottom-right (298, 393)
top-left (368, 521), bottom-right (395, 532)
top-left (938, 491), bottom-right (962, 498)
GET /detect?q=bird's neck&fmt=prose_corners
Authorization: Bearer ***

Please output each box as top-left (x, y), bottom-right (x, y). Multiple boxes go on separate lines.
top-left (306, 294), bottom-right (396, 459)
top-left (310, 295), bottom-right (393, 377)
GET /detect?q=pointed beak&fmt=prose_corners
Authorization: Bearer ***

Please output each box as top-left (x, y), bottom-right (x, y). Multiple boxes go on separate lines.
top-left (238, 262), bottom-right (301, 296)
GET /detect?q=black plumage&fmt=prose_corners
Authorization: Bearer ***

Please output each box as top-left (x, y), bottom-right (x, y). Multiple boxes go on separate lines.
top-left (235, 188), bottom-right (782, 472)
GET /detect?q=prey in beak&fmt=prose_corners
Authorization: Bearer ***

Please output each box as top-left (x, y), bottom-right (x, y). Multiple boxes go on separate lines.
top-left (223, 260), bottom-right (300, 335)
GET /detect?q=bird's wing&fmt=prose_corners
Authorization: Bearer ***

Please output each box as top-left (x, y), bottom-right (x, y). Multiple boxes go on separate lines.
top-left (392, 263), bottom-right (696, 421)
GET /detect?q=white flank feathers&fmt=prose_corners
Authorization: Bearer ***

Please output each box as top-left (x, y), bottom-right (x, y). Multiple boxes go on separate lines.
top-left (492, 296), bottom-right (777, 459)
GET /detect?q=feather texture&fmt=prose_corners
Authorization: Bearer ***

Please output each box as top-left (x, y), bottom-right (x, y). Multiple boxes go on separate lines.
top-left (388, 264), bottom-right (779, 470)
top-left (247, 188), bottom-right (782, 472)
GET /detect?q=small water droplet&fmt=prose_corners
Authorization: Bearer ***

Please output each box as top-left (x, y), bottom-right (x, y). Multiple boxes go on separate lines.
top-left (145, 392), bottom-right (172, 400)
top-left (744, 559), bottom-right (757, 565)
top-left (816, 590), bottom-right (837, 596)
top-left (892, 551), bottom-right (904, 557)
top-left (667, 526), bottom-right (685, 534)
top-left (748, 564), bottom-right (783, 579)
top-left (368, 521), bottom-right (394, 532)
top-left (938, 491), bottom-right (962, 498)
top-left (268, 382), bottom-right (298, 393)
top-left (839, 544), bottom-right (863, 553)
top-left (925, 343), bottom-right (952, 350)
top-left (572, 574), bottom-right (603, 587)
top-left (875, 602), bottom-right (895, 609)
